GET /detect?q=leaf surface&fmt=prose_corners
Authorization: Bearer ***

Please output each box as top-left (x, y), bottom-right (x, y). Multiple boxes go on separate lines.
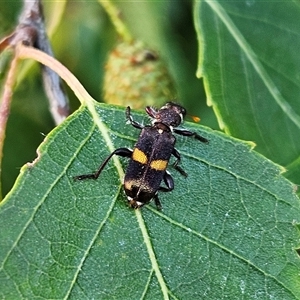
top-left (194, 0), bottom-right (300, 187)
top-left (0, 103), bottom-right (299, 299)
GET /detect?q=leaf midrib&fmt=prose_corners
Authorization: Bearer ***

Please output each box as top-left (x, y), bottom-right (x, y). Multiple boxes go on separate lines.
top-left (85, 104), bottom-right (170, 300)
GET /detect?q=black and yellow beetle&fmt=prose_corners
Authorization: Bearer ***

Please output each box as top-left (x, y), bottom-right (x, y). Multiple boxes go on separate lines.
top-left (75, 102), bottom-right (208, 210)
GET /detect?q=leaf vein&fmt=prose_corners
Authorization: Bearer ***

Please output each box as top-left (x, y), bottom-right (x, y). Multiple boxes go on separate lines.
top-left (205, 0), bottom-right (300, 129)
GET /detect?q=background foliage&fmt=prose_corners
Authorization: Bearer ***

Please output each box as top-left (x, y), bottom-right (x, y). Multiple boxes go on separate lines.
top-left (0, 0), bottom-right (300, 299)
top-left (0, 1), bottom-right (218, 196)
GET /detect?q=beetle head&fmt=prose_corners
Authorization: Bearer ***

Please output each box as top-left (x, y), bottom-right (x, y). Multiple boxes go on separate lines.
top-left (145, 102), bottom-right (186, 128)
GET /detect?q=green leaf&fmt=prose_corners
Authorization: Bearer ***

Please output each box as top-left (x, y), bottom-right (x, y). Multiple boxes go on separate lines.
top-left (0, 103), bottom-right (299, 299)
top-left (194, 1), bottom-right (300, 187)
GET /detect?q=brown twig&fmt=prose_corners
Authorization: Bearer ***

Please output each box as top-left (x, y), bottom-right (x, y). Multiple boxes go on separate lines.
top-left (0, 0), bottom-right (70, 125)
top-left (16, 44), bottom-right (94, 105)
top-left (0, 0), bottom-right (69, 198)
top-left (19, 0), bottom-right (70, 125)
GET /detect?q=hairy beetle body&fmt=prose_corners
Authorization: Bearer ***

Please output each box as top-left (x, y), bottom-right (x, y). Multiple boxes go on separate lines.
top-left (75, 102), bottom-right (208, 210)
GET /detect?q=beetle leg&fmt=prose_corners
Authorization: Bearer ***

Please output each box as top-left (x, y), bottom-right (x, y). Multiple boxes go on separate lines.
top-left (172, 148), bottom-right (188, 177)
top-left (173, 128), bottom-right (209, 144)
top-left (153, 195), bottom-right (162, 210)
top-left (126, 106), bottom-right (144, 130)
top-left (74, 148), bottom-right (132, 180)
top-left (153, 172), bottom-right (174, 210)
top-left (159, 171), bottom-right (174, 192)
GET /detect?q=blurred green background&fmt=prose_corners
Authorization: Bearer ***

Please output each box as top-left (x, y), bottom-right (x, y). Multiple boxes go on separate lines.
top-left (0, 1), bottom-right (218, 196)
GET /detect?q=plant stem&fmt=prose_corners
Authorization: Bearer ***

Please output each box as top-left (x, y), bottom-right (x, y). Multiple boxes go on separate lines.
top-left (16, 44), bottom-right (95, 106)
top-left (98, 0), bottom-right (133, 43)
top-left (0, 54), bottom-right (20, 200)
top-left (16, 43), bottom-right (126, 196)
